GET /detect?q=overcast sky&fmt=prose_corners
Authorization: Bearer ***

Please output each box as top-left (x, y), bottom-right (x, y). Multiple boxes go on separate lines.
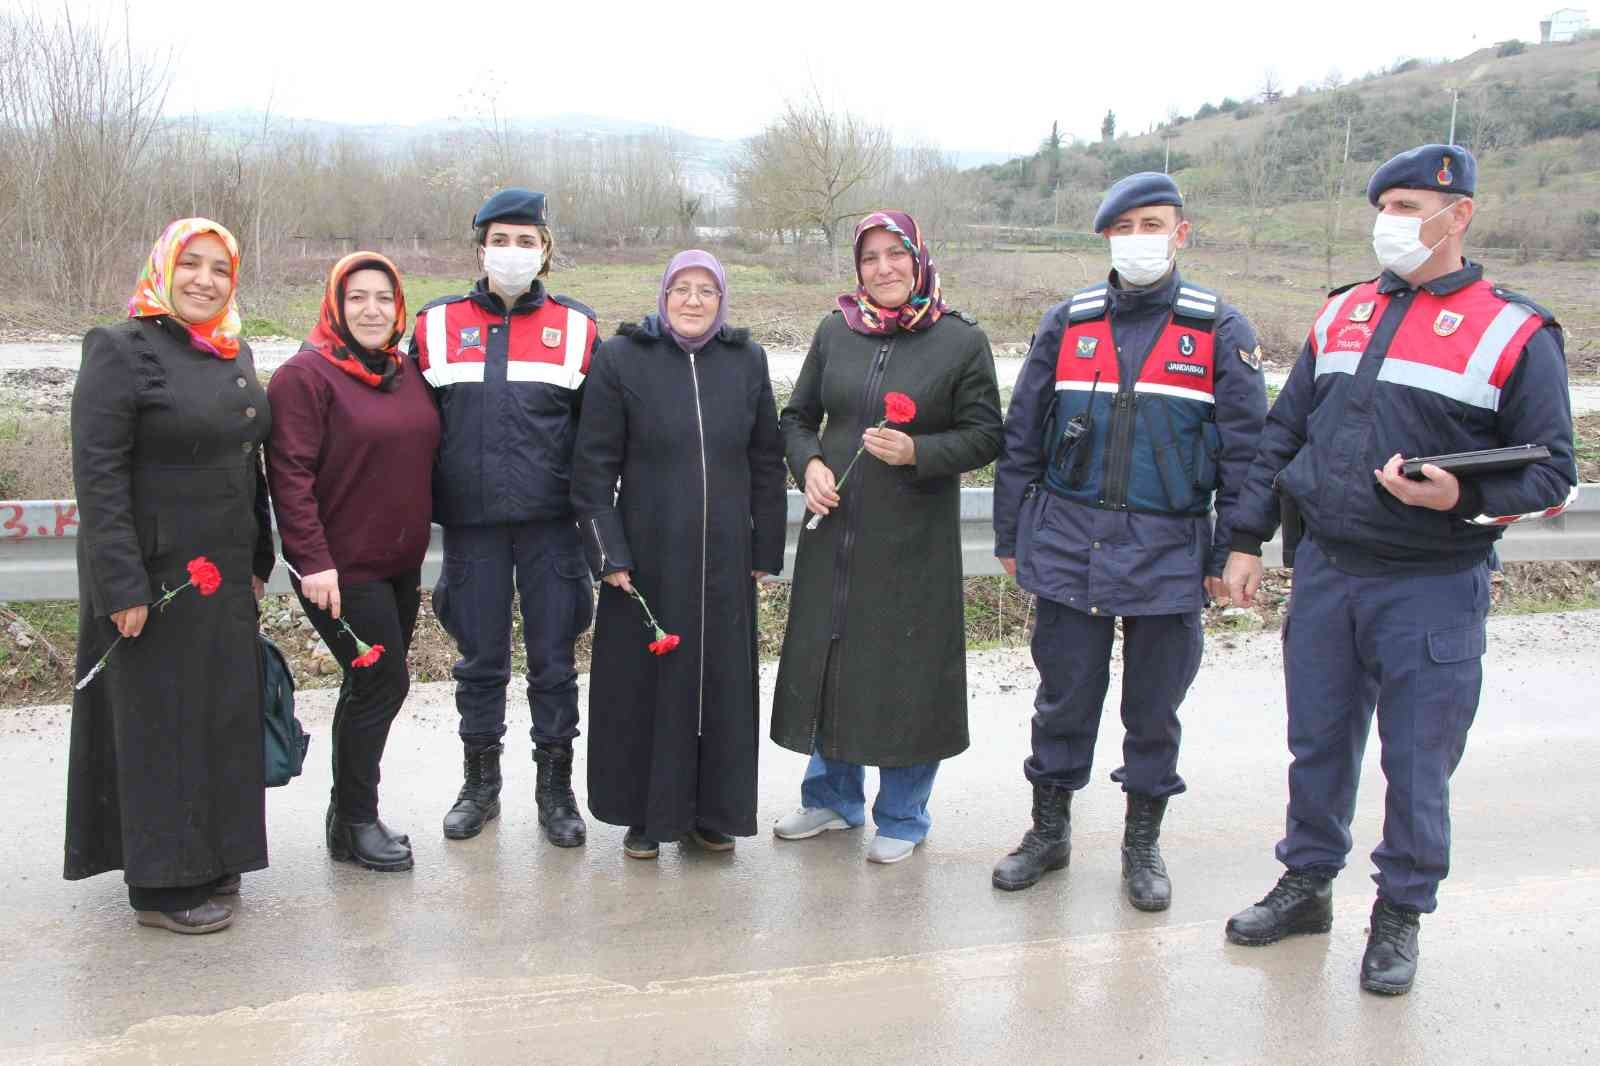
top-left (66, 0), bottom-right (1551, 154)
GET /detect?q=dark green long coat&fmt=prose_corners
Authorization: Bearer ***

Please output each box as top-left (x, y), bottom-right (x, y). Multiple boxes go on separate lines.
top-left (771, 310), bottom-right (1002, 766)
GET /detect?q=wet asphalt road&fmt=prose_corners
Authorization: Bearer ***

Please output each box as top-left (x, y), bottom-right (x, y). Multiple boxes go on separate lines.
top-left (1, 611), bottom-right (1597, 1065)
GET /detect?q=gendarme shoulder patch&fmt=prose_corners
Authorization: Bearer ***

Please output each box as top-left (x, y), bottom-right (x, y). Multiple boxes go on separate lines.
top-left (1239, 345), bottom-right (1263, 372)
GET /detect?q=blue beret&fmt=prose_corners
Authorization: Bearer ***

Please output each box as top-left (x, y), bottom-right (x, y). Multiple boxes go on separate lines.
top-left (1093, 172), bottom-right (1183, 233)
top-left (1367, 144), bottom-right (1476, 206)
top-left (473, 188), bottom-right (547, 228)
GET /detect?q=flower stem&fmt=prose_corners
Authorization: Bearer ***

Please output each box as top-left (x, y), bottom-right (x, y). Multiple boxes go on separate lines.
top-left (74, 635), bottom-right (122, 691)
top-left (805, 418), bottom-right (887, 530)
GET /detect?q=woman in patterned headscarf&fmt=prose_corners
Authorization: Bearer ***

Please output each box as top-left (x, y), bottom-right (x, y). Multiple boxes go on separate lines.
top-left (770, 211), bottom-right (1003, 865)
top-left (64, 218), bottom-right (277, 934)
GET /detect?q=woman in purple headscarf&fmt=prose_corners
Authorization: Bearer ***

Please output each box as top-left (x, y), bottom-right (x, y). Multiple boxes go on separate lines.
top-left (572, 250), bottom-right (788, 860)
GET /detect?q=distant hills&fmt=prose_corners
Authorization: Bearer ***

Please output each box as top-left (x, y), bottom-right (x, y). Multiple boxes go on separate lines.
top-left (171, 108), bottom-right (1017, 198)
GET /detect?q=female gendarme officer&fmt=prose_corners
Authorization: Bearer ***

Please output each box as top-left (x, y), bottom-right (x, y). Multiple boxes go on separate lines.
top-left (411, 189), bottom-right (600, 848)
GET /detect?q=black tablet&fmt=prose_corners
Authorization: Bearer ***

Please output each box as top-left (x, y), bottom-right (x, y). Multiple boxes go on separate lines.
top-left (1401, 444), bottom-right (1551, 480)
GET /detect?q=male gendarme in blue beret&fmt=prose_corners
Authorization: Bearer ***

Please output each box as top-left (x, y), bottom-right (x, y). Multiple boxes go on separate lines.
top-left (990, 169), bottom-right (1267, 906)
top-left (1366, 143), bottom-right (1476, 205)
top-left (409, 185), bottom-right (603, 848)
top-left (1091, 171), bottom-right (1184, 234)
top-left (1219, 142), bottom-right (1578, 996)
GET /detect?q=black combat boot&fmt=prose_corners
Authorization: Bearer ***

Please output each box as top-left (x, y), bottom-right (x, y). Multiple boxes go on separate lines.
top-left (534, 742), bottom-right (586, 848)
top-left (1121, 792), bottom-right (1172, 911)
top-left (1225, 870), bottom-right (1334, 945)
top-left (443, 741), bottom-right (503, 840)
top-left (1360, 898), bottom-right (1420, 995)
top-left (991, 784), bottom-right (1072, 891)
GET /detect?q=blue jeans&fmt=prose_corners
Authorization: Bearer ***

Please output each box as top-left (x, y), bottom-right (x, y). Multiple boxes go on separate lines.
top-left (799, 750), bottom-right (940, 843)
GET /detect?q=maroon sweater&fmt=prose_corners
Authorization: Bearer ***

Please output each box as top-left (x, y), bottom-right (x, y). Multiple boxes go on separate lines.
top-left (266, 351), bottom-right (441, 585)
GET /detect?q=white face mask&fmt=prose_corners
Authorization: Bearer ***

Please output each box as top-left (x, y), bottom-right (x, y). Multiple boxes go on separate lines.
top-left (1109, 232), bottom-right (1175, 287)
top-left (1371, 202), bottom-right (1455, 277)
top-left (482, 246), bottom-right (544, 294)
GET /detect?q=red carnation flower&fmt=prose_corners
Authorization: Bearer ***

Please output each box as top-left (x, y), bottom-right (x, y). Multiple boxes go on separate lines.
top-left (628, 587), bottom-right (680, 656)
top-left (76, 554), bottom-right (226, 690)
top-left (804, 390), bottom-right (921, 530)
top-left (186, 556), bottom-right (222, 597)
top-left (351, 643), bottom-right (386, 669)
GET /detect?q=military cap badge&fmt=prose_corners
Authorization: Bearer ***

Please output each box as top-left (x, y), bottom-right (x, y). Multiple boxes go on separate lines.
top-left (1436, 157), bottom-right (1454, 186)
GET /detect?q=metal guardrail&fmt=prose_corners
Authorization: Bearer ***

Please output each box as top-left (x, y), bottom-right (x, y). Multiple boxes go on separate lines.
top-left (1, 486), bottom-right (1596, 602)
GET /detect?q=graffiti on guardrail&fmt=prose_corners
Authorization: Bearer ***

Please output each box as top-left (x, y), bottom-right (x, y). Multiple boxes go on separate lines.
top-left (0, 502), bottom-right (78, 540)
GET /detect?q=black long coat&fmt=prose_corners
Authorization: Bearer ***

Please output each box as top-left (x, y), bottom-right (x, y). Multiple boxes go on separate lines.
top-left (572, 319), bottom-right (787, 840)
top-left (64, 317), bottom-right (275, 889)
top-left (771, 311), bottom-right (1003, 767)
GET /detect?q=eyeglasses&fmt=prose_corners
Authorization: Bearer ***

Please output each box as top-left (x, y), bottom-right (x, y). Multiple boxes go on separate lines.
top-left (667, 285), bottom-right (721, 302)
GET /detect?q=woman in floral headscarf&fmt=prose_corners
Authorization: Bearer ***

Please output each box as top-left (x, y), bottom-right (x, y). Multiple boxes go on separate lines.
top-left (770, 211), bottom-right (1003, 865)
top-left (267, 252), bottom-right (440, 873)
top-left (65, 218), bottom-right (276, 934)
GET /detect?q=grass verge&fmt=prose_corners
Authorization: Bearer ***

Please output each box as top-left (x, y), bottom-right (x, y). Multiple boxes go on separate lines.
top-left (4, 560), bottom-right (1596, 707)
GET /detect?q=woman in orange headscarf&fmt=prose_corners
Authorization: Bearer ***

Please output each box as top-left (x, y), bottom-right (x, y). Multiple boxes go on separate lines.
top-left (267, 252), bottom-right (440, 872)
top-left (65, 218), bottom-right (276, 934)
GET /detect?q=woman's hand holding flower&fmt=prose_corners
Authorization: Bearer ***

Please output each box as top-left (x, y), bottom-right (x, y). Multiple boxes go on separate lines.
top-left (861, 426), bottom-right (916, 467)
top-left (603, 570), bottom-right (635, 594)
top-left (804, 458), bottom-right (840, 517)
top-left (302, 569), bottom-right (341, 619)
top-left (111, 605), bottom-right (148, 638)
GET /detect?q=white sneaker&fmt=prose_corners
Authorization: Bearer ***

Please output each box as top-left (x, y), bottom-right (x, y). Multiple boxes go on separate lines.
top-left (866, 833), bottom-right (920, 865)
top-left (773, 806), bottom-right (852, 840)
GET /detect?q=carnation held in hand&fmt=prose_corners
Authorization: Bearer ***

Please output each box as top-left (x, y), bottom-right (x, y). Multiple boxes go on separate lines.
top-left (76, 555), bottom-right (224, 690)
top-left (185, 556), bottom-right (222, 597)
top-left (338, 618), bottom-right (385, 668)
top-left (628, 587), bottom-right (681, 656)
top-left (804, 391), bottom-right (919, 531)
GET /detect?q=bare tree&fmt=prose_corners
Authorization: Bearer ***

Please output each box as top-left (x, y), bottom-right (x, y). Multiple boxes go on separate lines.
top-left (1, 6), bottom-right (172, 304)
top-left (731, 90), bottom-right (893, 273)
top-left (1224, 122), bottom-right (1286, 275)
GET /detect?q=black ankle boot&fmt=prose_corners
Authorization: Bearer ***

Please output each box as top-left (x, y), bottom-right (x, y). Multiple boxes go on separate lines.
top-left (1361, 898), bottom-right (1420, 995)
top-left (534, 742), bottom-right (586, 848)
top-left (1225, 870), bottom-right (1334, 945)
top-left (328, 802), bottom-right (408, 848)
top-left (992, 783), bottom-right (1072, 891)
top-left (329, 818), bottom-right (414, 872)
top-left (1121, 792), bottom-right (1171, 912)
top-left (443, 742), bottom-right (503, 840)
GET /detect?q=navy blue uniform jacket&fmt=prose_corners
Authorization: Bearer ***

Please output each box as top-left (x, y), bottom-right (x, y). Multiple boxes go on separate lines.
top-left (1230, 262), bottom-right (1578, 574)
top-left (994, 269), bottom-right (1267, 616)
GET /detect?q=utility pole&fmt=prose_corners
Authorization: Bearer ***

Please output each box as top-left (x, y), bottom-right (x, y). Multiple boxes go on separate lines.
top-left (1447, 88), bottom-right (1460, 144)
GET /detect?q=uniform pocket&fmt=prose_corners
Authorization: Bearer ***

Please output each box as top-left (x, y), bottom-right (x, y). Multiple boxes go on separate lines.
top-left (1420, 620), bottom-right (1487, 749)
top-left (1426, 623), bottom-right (1487, 664)
top-left (554, 552), bottom-right (595, 640)
top-left (432, 557), bottom-right (468, 642)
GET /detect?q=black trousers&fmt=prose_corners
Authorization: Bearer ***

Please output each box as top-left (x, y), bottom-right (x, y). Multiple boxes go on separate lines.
top-left (128, 881), bottom-right (213, 911)
top-left (298, 569), bottom-right (421, 823)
